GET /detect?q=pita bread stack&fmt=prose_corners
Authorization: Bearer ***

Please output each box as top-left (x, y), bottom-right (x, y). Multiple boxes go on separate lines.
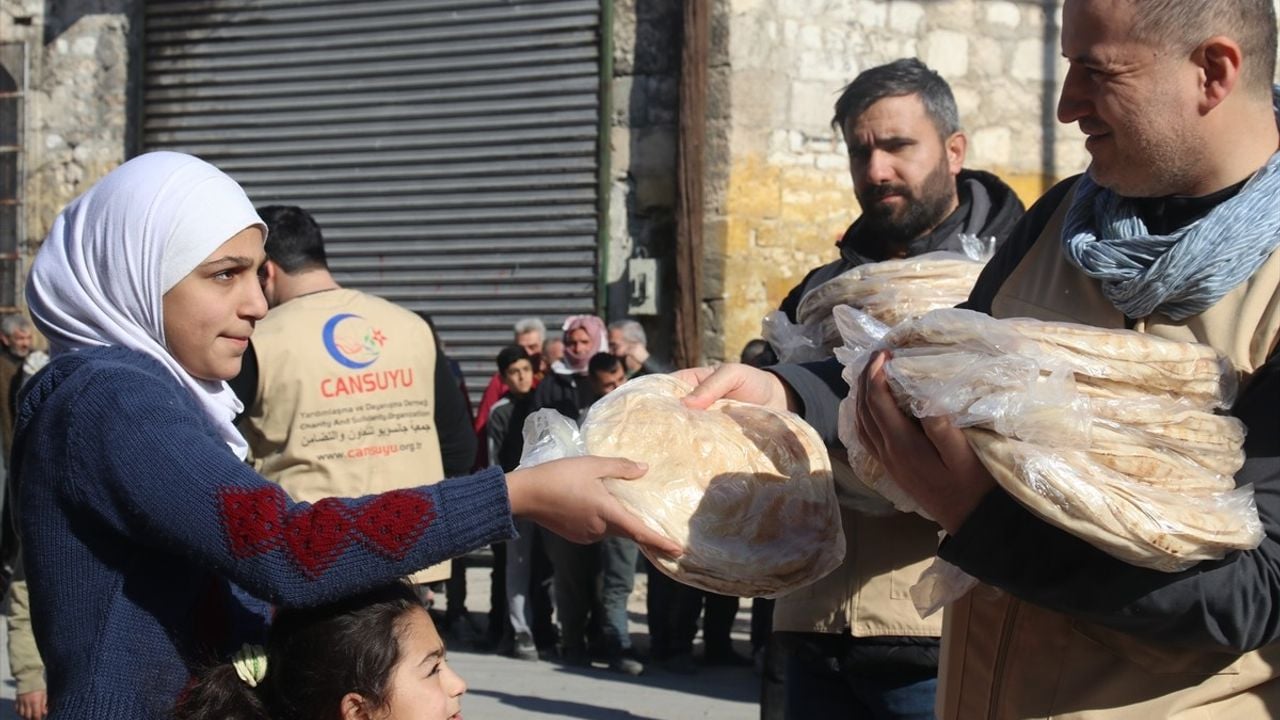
top-left (838, 307), bottom-right (1261, 572)
top-left (765, 253), bottom-right (984, 363)
top-left (581, 374), bottom-right (846, 597)
top-left (798, 254), bottom-right (985, 330)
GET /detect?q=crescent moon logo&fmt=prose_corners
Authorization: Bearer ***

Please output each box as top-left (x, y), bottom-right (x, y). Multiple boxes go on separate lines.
top-left (322, 313), bottom-right (380, 369)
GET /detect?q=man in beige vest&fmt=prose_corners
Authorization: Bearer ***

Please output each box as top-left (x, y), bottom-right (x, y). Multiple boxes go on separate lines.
top-left (680, 1), bottom-right (1280, 717)
top-left (232, 205), bottom-right (476, 588)
top-left (769, 59), bottom-right (1023, 720)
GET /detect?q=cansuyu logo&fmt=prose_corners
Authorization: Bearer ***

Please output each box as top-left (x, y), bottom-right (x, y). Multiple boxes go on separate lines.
top-left (322, 313), bottom-right (387, 369)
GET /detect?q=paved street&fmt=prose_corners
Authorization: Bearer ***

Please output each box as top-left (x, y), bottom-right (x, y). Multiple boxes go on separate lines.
top-left (438, 554), bottom-right (760, 719)
top-left (450, 651), bottom-right (757, 720)
top-left (0, 615), bottom-right (16, 720)
top-left (0, 552), bottom-right (762, 719)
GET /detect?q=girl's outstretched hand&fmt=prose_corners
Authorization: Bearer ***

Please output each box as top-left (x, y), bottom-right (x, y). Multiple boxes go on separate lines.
top-left (507, 456), bottom-right (683, 559)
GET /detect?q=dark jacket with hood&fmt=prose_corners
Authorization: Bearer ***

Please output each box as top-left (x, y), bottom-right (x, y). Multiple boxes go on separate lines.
top-left (770, 167), bottom-right (1025, 677)
top-left (779, 168), bottom-right (1026, 323)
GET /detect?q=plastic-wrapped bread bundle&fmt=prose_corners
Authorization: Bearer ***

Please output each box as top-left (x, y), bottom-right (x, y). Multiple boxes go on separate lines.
top-left (833, 306), bottom-right (1261, 585)
top-left (518, 375), bottom-right (846, 598)
top-left (965, 429), bottom-right (1256, 572)
top-left (880, 308), bottom-right (1236, 407)
top-left (797, 257), bottom-right (984, 327)
top-left (762, 247), bottom-right (988, 363)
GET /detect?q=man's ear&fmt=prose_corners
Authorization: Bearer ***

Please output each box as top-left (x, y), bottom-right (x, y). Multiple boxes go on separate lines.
top-left (340, 692), bottom-right (374, 720)
top-left (1195, 35), bottom-right (1244, 113)
top-left (946, 131), bottom-right (967, 175)
top-left (259, 260), bottom-right (280, 304)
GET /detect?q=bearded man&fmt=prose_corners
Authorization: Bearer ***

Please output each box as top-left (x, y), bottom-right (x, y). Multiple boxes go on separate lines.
top-left (692, 1), bottom-right (1280, 716)
top-left (770, 58), bottom-right (1025, 720)
top-left (778, 58), bottom-right (1024, 321)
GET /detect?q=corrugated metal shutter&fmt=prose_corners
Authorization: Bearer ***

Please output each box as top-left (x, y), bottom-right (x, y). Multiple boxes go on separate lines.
top-left (142, 0), bottom-right (603, 404)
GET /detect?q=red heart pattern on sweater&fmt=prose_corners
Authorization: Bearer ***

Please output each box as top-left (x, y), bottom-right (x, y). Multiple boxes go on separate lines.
top-left (282, 498), bottom-right (354, 577)
top-left (353, 490), bottom-right (437, 560)
top-left (219, 486), bottom-right (440, 578)
top-left (220, 487), bottom-right (286, 557)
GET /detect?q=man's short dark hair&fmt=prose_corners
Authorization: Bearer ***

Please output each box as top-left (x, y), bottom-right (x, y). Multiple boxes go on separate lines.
top-left (1130, 0), bottom-right (1277, 96)
top-left (496, 345), bottom-right (531, 374)
top-left (588, 352), bottom-right (622, 376)
top-left (831, 58), bottom-right (960, 139)
top-left (258, 205), bottom-right (329, 274)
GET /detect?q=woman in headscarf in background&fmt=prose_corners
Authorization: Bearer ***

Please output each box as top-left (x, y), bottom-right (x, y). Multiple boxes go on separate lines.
top-left (13, 153), bottom-right (676, 719)
top-left (528, 313), bottom-right (613, 668)
top-left (539, 314), bottom-right (607, 418)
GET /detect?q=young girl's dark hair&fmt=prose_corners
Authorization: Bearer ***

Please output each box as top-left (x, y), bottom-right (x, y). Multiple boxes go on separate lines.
top-left (174, 582), bottom-right (422, 720)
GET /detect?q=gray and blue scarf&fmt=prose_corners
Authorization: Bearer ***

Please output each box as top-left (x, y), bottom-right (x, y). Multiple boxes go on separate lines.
top-left (1062, 107), bottom-right (1280, 321)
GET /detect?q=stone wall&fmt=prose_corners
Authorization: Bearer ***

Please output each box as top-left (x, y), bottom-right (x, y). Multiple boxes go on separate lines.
top-left (2, 0), bottom-right (137, 258)
top-left (704, 0), bottom-right (1091, 362)
top-left (606, 0), bottom-right (683, 361)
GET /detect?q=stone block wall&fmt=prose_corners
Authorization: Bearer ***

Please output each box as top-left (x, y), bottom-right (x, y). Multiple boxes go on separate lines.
top-left (2, 0), bottom-right (137, 254)
top-left (704, 0), bottom-right (1093, 362)
top-left (606, 0), bottom-right (682, 361)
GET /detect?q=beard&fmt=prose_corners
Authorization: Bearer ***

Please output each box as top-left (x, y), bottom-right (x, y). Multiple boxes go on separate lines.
top-left (855, 159), bottom-right (958, 251)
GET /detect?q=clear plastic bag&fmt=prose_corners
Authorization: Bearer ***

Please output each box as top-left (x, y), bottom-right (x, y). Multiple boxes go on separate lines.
top-left (833, 306), bottom-right (1260, 613)
top-left (833, 306), bottom-right (1091, 514)
top-left (520, 375), bottom-right (847, 598)
top-left (825, 306), bottom-right (919, 513)
top-left (960, 233), bottom-right (998, 262)
top-left (910, 556), bottom-right (979, 618)
top-left (882, 308), bottom-right (1238, 409)
top-left (766, 250), bottom-right (989, 366)
top-left (971, 431), bottom-right (1262, 571)
top-left (517, 409), bottom-right (585, 469)
top-left (883, 351), bottom-right (1093, 446)
top-left (761, 310), bottom-right (831, 364)
top-left (796, 251), bottom-right (985, 328)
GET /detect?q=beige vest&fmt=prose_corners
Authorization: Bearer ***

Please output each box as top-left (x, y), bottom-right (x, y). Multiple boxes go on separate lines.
top-left (938, 182), bottom-right (1280, 719)
top-left (243, 288), bottom-right (449, 583)
top-left (772, 456), bottom-right (944, 640)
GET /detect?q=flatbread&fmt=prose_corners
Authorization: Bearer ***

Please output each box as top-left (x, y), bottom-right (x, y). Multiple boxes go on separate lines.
top-left (1089, 402), bottom-right (1246, 477)
top-left (833, 309), bottom-right (1258, 569)
top-left (966, 429), bottom-right (1261, 571)
top-left (797, 257), bottom-right (981, 327)
top-left (581, 374), bottom-right (845, 598)
top-left (1085, 440), bottom-right (1237, 493)
top-left (884, 309), bottom-right (1232, 406)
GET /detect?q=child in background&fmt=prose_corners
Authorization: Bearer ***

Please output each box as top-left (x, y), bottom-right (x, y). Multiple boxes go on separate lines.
top-left (175, 582), bottom-right (465, 720)
top-left (489, 346), bottom-right (554, 660)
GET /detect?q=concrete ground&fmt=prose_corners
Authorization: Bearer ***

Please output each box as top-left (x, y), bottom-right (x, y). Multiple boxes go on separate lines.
top-left (0, 618), bottom-right (15, 720)
top-left (0, 550), bottom-right (763, 720)
top-left (437, 552), bottom-right (761, 719)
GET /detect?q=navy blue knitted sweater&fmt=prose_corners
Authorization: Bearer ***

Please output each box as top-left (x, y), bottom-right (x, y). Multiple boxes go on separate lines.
top-left (12, 347), bottom-right (516, 719)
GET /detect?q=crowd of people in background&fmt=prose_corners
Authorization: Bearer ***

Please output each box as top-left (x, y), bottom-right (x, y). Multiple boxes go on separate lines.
top-left (433, 309), bottom-right (773, 681)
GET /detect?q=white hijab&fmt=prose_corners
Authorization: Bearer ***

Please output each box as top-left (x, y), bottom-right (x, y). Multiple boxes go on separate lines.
top-left (26, 151), bottom-right (266, 459)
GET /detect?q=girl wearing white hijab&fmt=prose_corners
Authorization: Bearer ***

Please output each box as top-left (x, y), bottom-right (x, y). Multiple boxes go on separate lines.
top-left (15, 152), bottom-right (677, 719)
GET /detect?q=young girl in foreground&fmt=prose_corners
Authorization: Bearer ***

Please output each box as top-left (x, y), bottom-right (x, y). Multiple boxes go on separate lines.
top-left (15, 152), bottom-right (677, 718)
top-left (176, 583), bottom-right (464, 720)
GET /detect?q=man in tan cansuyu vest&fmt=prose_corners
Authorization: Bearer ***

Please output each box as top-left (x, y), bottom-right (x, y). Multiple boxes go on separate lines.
top-left (675, 1), bottom-right (1280, 717)
top-left (231, 205), bottom-right (476, 588)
